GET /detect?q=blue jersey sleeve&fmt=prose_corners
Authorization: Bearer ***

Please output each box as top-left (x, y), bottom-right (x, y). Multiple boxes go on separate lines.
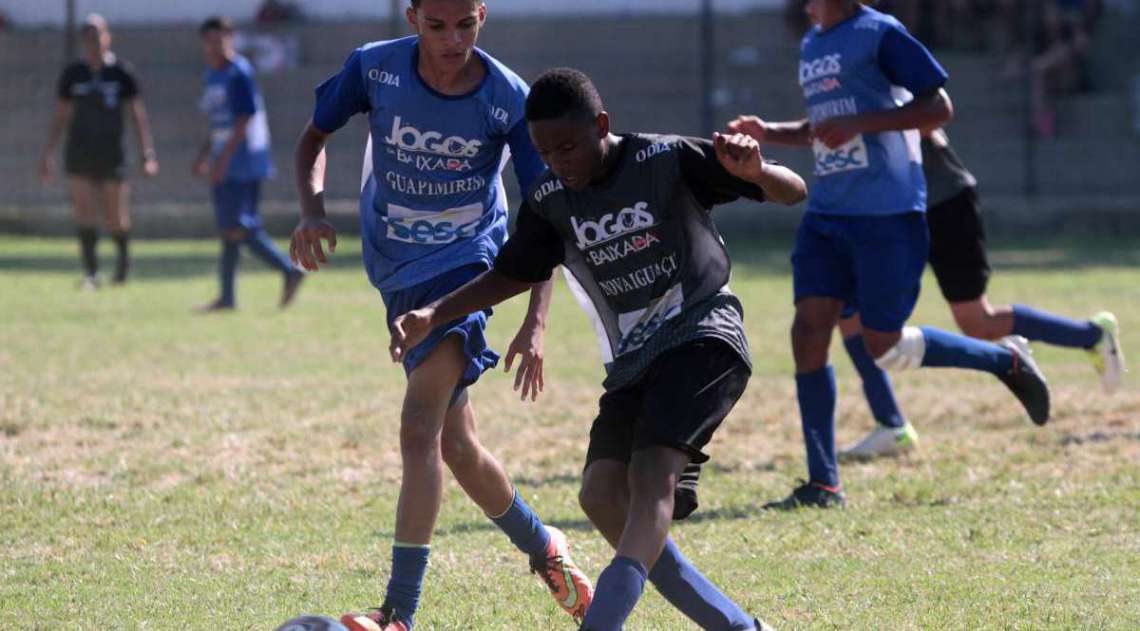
top-left (877, 26), bottom-right (948, 96)
top-left (228, 69), bottom-right (258, 118)
top-left (507, 119), bottom-right (546, 194)
top-left (313, 49), bottom-right (370, 134)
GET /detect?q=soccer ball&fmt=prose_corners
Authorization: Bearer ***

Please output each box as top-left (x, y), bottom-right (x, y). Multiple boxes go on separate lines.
top-left (274, 615), bottom-right (349, 631)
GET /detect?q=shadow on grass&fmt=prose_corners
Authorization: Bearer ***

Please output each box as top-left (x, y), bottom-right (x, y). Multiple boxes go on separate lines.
top-left (0, 252), bottom-right (253, 281)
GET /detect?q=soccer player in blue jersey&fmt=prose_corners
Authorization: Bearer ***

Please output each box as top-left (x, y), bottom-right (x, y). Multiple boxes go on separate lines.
top-left (194, 17), bottom-right (303, 312)
top-left (833, 125), bottom-right (1126, 459)
top-left (288, 3), bottom-right (592, 629)
top-left (727, 0), bottom-right (1052, 509)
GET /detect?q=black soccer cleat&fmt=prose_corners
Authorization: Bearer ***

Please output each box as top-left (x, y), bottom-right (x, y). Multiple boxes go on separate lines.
top-left (996, 336), bottom-right (1050, 425)
top-left (763, 480), bottom-right (846, 511)
top-left (673, 462), bottom-right (702, 520)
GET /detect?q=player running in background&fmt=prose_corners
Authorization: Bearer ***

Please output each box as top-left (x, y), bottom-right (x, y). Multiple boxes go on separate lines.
top-left (289, 2), bottom-right (591, 629)
top-left (833, 127), bottom-right (1125, 459)
top-left (39, 13), bottom-right (159, 288)
top-left (390, 67), bottom-right (806, 631)
top-left (194, 16), bottom-right (303, 312)
top-left (727, 0), bottom-right (1051, 510)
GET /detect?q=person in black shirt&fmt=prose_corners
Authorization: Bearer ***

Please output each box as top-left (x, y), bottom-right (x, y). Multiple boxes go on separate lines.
top-left (390, 68), bottom-right (805, 631)
top-left (39, 14), bottom-right (159, 288)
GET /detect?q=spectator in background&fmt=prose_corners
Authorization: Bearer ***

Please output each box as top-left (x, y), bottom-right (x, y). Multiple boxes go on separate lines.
top-left (1002, 0), bottom-right (1103, 137)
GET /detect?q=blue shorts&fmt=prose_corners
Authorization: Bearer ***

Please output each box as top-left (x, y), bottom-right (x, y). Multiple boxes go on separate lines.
top-left (792, 212), bottom-right (929, 333)
top-left (212, 180), bottom-right (263, 231)
top-left (382, 263), bottom-right (500, 400)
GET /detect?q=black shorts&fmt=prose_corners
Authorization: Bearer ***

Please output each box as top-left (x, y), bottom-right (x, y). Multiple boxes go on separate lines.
top-left (65, 145), bottom-right (126, 182)
top-left (584, 339), bottom-right (750, 468)
top-left (927, 187), bottom-right (991, 303)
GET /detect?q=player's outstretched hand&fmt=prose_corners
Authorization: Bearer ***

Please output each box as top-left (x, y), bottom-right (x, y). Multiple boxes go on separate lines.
top-left (142, 157), bottom-right (160, 177)
top-left (390, 308), bottom-right (434, 363)
top-left (505, 320), bottom-right (545, 402)
top-left (812, 115), bottom-right (861, 149)
top-left (726, 115), bottom-right (768, 142)
top-left (290, 218), bottom-right (338, 271)
top-left (713, 132), bottom-right (765, 182)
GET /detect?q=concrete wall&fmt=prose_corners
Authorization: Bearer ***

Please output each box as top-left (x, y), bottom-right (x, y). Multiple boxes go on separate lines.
top-left (2, 11), bottom-right (1138, 237)
top-left (0, 0), bottom-right (781, 26)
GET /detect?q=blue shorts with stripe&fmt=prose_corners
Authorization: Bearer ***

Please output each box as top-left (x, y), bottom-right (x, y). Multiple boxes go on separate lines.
top-left (382, 262), bottom-right (500, 401)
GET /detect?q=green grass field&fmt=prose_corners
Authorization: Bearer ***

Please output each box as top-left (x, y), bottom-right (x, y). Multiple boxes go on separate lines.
top-left (2, 235), bottom-right (1138, 630)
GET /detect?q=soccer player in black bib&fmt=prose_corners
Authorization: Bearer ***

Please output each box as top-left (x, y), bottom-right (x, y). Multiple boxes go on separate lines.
top-left (39, 14), bottom-right (159, 288)
top-left (391, 68), bottom-right (807, 631)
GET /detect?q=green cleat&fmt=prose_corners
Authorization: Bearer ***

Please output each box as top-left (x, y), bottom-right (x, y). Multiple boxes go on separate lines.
top-left (1088, 312), bottom-right (1125, 394)
top-left (839, 422), bottom-right (919, 462)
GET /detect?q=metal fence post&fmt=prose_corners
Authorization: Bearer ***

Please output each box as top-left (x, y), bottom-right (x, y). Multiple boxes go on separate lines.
top-left (700, 0), bottom-right (715, 135)
top-left (1022, 0), bottom-right (1038, 198)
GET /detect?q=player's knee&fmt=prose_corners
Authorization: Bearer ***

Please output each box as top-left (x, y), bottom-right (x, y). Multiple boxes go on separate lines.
top-left (626, 457), bottom-right (676, 504)
top-left (399, 405), bottom-right (444, 457)
top-left (791, 312), bottom-right (834, 343)
top-left (874, 327), bottom-right (926, 371)
top-left (579, 470), bottom-right (626, 519)
top-left (440, 430), bottom-right (480, 472)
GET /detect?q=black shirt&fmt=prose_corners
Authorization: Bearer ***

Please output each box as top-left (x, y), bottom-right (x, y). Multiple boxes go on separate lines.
top-left (58, 57), bottom-right (139, 163)
top-left (495, 134), bottom-right (767, 390)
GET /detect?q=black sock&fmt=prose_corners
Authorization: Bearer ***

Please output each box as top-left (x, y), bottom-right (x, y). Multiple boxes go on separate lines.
top-left (112, 231), bottom-right (130, 282)
top-left (77, 227), bottom-right (98, 277)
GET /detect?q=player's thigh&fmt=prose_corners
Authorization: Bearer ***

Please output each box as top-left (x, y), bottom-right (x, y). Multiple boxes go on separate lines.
top-left (852, 213), bottom-right (929, 333)
top-left (403, 334), bottom-right (469, 430)
top-left (791, 214), bottom-right (856, 308)
top-left (633, 340), bottom-right (750, 466)
top-left (68, 177), bottom-right (100, 225)
top-left (98, 180), bottom-right (131, 232)
top-left (927, 189), bottom-right (991, 304)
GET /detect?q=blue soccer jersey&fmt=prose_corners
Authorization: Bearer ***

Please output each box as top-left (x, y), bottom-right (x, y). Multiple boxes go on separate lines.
top-left (311, 37), bottom-right (546, 292)
top-left (799, 5), bottom-right (948, 216)
top-left (201, 55), bottom-right (274, 182)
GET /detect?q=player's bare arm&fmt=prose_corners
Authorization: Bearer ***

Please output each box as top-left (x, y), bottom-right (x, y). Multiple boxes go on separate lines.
top-left (290, 120), bottom-right (338, 271)
top-left (210, 114), bottom-right (251, 184)
top-left (728, 115), bottom-right (812, 147)
top-left (391, 270), bottom-right (534, 362)
top-left (505, 279), bottom-right (554, 402)
top-left (814, 87), bottom-right (953, 149)
top-left (39, 100), bottom-right (74, 182)
top-left (128, 98), bottom-right (159, 176)
top-left (713, 132), bottom-right (807, 205)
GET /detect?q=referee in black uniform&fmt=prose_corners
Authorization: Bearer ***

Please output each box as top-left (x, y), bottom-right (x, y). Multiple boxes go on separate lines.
top-left (39, 14), bottom-right (159, 288)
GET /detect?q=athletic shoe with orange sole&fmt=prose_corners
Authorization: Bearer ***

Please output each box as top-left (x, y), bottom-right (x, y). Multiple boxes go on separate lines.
top-left (530, 526), bottom-right (594, 622)
top-left (340, 606), bottom-right (408, 631)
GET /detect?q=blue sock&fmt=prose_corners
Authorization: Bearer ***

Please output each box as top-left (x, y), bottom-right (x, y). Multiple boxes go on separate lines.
top-left (244, 228), bottom-right (294, 275)
top-left (581, 556), bottom-right (647, 631)
top-left (649, 538), bottom-right (753, 630)
top-left (920, 326), bottom-right (1014, 375)
top-left (384, 544), bottom-right (430, 627)
top-left (1012, 304), bottom-right (1102, 349)
top-left (796, 366), bottom-right (839, 488)
top-left (220, 240), bottom-right (240, 306)
top-left (488, 488), bottom-right (551, 559)
top-left (843, 335), bottom-right (906, 429)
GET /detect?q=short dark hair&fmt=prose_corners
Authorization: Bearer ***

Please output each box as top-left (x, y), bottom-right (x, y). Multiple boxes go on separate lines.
top-left (199, 16), bottom-right (235, 36)
top-left (526, 68), bottom-right (604, 123)
top-left (409, 0), bottom-right (483, 7)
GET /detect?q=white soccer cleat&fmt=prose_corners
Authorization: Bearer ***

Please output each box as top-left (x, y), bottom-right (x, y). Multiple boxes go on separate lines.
top-left (839, 422), bottom-right (919, 461)
top-left (1089, 312), bottom-right (1125, 394)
